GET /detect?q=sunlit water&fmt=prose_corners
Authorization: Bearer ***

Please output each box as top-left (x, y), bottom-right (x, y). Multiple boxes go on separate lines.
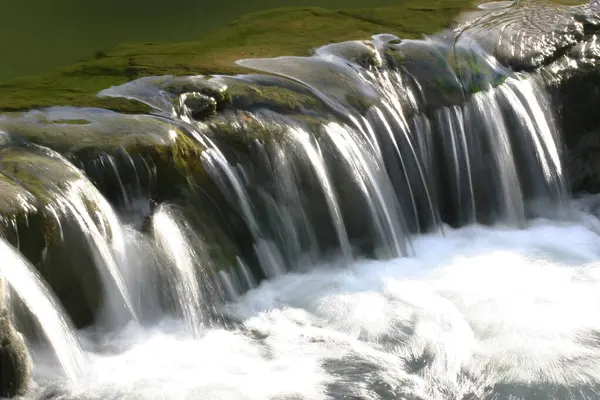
top-left (26, 208), bottom-right (600, 400)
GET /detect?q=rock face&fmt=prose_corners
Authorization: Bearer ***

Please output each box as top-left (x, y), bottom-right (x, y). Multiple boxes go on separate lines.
top-left (0, 307), bottom-right (31, 398)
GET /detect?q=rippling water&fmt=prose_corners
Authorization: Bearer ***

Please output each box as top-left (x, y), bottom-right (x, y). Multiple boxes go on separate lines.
top-left (26, 204), bottom-right (600, 400)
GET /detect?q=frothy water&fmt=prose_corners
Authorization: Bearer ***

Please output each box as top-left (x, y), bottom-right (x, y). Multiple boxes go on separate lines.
top-left (23, 212), bottom-right (600, 400)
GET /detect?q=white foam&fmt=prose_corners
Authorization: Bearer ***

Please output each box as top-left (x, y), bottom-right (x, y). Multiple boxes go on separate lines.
top-left (32, 216), bottom-right (600, 399)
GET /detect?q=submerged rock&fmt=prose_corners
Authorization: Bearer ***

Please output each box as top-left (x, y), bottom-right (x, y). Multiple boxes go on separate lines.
top-left (0, 308), bottom-right (31, 398)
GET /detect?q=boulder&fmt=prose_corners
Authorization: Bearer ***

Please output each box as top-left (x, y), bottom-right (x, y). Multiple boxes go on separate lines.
top-left (0, 308), bottom-right (31, 398)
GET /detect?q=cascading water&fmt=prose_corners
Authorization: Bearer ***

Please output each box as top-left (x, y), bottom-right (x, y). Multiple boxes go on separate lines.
top-left (0, 238), bottom-right (85, 381)
top-left (0, 10), bottom-right (598, 399)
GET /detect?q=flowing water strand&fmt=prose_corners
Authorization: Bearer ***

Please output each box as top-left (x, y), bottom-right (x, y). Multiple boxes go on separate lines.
top-left (152, 206), bottom-right (205, 336)
top-left (0, 238), bottom-right (86, 381)
top-left (365, 67), bottom-right (440, 232)
top-left (199, 134), bottom-right (288, 278)
top-left (50, 181), bottom-right (137, 326)
top-left (285, 125), bottom-right (352, 263)
top-left (323, 122), bottom-right (410, 257)
top-left (499, 76), bottom-right (567, 203)
top-left (434, 105), bottom-right (478, 225)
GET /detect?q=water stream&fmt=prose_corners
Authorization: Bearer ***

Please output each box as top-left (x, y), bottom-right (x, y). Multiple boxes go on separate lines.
top-left (0, 11), bottom-right (598, 399)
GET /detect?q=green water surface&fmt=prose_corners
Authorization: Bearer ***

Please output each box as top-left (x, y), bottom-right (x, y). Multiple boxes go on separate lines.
top-left (1, 0), bottom-right (403, 81)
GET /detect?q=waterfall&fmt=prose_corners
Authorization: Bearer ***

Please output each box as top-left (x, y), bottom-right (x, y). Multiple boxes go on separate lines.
top-left (0, 238), bottom-right (85, 380)
top-left (152, 205), bottom-right (213, 336)
top-left (48, 180), bottom-right (139, 326)
top-left (0, 22), bottom-right (587, 399)
top-left (0, 32), bottom-right (569, 313)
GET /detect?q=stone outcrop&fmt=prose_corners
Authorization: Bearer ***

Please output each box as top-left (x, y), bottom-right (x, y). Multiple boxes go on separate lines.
top-left (0, 298), bottom-right (31, 398)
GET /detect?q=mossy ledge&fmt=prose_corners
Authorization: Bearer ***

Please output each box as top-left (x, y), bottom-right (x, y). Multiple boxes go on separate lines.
top-left (0, 0), bottom-right (590, 113)
top-left (0, 1), bottom-right (486, 113)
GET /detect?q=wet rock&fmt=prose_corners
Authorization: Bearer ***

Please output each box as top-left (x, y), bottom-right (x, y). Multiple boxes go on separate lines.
top-left (0, 145), bottom-right (106, 328)
top-left (315, 40), bottom-right (383, 69)
top-left (179, 92), bottom-right (217, 120)
top-left (216, 75), bottom-right (329, 116)
top-left (0, 108), bottom-right (209, 208)
top-left (0, 308), bottom-right (31, 398)
top-left (457, 0), bottom-right (600, 71)
top-left (0, 110), bottom-right (247, 325)
top-left (452, 0), bottom-right (600, 195)
top-left (238, 52), bottom-right (382, 115)
top-left (539, 32), bottom-right (600, 194)
top-left (381, 35), bottom-right (508, 109)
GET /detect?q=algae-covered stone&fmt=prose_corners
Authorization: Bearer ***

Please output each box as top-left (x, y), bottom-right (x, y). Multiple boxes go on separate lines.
top-left (0, 111), bottom-right (211, 327)
top-left (381, 34), bottom-right (509, 108)
top-left (238, 53), bottom-right (381, 114)
top-left (315, 40), bottom-right (384, 69)
top-left (0, 308), bottom-right (31, 398)
top-left (0, 108), bottom-right (209, 207)
top-left (0, 145), bottom-right (107, 327)
top-left (0, 108), bottom-right (178, 154)
top-left (0, 174), bottom-right (38, 223)
top-left (179, 92), bottom-right (217, 120)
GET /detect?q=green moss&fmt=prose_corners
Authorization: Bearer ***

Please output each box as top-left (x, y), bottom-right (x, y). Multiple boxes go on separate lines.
top-left (47, 119), bottom-right (90, 125)
top-left (161, 129), bottom-right (207, 185)
top-left (224, 81), bottom-right (325, 114)
top-left (0, 111), bottom-right (176, 154)
top-left (0, 1), bottom-right (482, 112)
top-left (0, 147), bottom-right (83, 203)
top-left (0, 174), bottom-right (38, 222)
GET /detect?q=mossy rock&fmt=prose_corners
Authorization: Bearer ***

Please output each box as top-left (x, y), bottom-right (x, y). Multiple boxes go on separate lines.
top-left (0, 309), bottom-right (31, 398)
top-left (238, 53), bottom-right (382, 115)
top-left (0, 140), bottom-right (205, 328)
top-left (0, 108), bottom-right (210, 208)
top-left (381, 35), bottom-right (509, 108)
top-left (0, 114), bottom-right (248, 324)
top-left (0, 145), bottom-right (106, 327)
top-left (0, 174), bottom-right (38, 224)
top-left (0, 109), bottom-right (179, 154)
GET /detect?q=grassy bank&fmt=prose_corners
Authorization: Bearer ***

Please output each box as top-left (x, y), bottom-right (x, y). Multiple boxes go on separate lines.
top-left (0, 0), bottom-right (477, 113)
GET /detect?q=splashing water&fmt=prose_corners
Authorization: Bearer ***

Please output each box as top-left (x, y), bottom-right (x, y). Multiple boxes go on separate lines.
top-left (23, 212), bottom-right (600, 400)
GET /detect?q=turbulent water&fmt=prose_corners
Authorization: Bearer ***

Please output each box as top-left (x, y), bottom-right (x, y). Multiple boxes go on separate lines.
top-left (0, 3), bottom-right (599, 398)
top-left (21, 210), bottom-right (600, 400)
